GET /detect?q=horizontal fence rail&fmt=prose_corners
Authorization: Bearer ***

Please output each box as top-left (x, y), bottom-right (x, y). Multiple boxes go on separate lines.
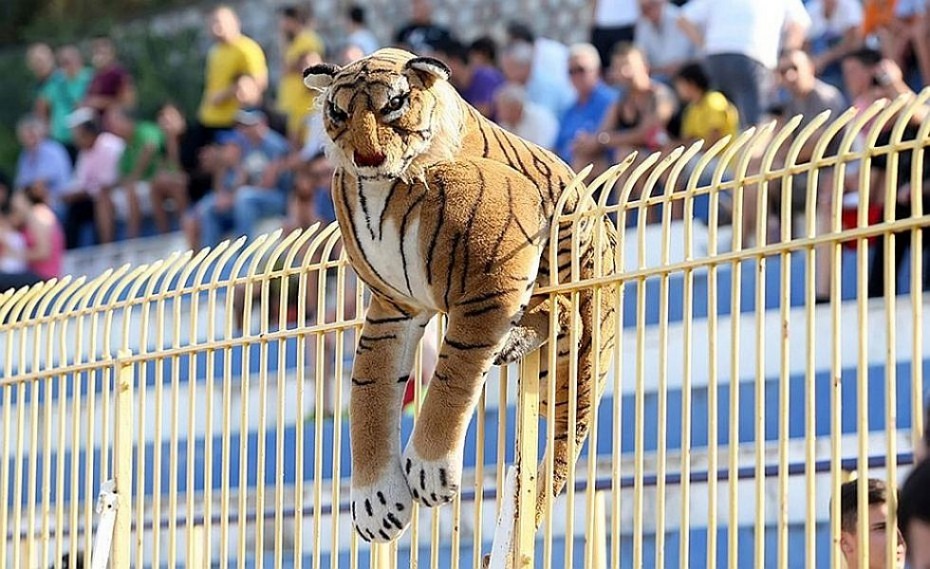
top-left (2, 92), bottom-right (929, 568)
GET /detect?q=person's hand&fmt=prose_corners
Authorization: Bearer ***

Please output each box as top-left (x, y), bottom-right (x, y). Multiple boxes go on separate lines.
top-left (157, 106), bottom-right (186, 137)
top-left (898, 182), bottom-right (913, 205)
top-left (572, 132), bottom-right (602, 156)
top-left (214, 189), bottom-right (234, 211)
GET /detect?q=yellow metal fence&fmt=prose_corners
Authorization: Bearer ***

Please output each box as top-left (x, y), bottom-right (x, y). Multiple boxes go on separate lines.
top-left (2, 92), bottom-right (929, 568)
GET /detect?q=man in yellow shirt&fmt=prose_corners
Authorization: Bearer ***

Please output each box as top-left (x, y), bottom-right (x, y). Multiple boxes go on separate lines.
top-left (198, 5), bottom-right (268, 131)
top-left (277, 5), bottom-right (325, 146)
top-left (668, 61), bottom-right (739, 221)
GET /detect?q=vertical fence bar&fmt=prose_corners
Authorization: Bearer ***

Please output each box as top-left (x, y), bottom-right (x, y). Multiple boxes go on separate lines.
top-left (513, 349), bottom-right (540, 568)
top-left (112, 349), bottom-right (134, 567)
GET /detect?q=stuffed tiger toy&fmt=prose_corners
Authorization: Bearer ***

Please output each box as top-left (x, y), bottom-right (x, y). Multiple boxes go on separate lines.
top-left (303, 48), bottom-right (618, 544)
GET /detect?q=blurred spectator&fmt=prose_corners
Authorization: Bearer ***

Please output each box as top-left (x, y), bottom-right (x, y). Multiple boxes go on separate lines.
top-left (899, 459), bottom-right (930, 569)
top-left (277, 5), bottom-right (325, 147)
top-left (672, 63), bottom-right (739, 150)
top-left (83, 36), bottom-right (136, 113)
top-left (804, 0), bottom-right (864, 93)
top-left (590, 0), bottom-right (639, 69)
top-left (506, 21), bottom-right (572, 99)
top-left (886, 0), bottom-right (928, 90)
top-left (743, 49), bottom-right (845, 240)
top-left (194, 6), bottom-right (268, 150)
top-left (437, 40), bottom-right (504, 117)
top-left (864, 58), bottom-right (930, 298)
top-left (150, 103), bottom-right (191, 234)
top-left (493, 84), bottom-right (559, 148)
top-left (13, 115), bottom-right (73, 218)
top-left (61, 108), bottom-right (125, 248)
top-left (103, 106), bottom-right (165, 241)
top-left (764, 49), bottom-right (846, 297)
top-left (469, 36), bottom-right (499, 68)
top-left (843, 47), bottom-right (885, 112)
top-left (36, 46), bottom-right (93, 160)
top-left (0, 196), bottom-right (29, 283)
top-left (666, 62), bottom-right (738, 221)
top-left (554, 43), bottom-right (618, 167)
top-left (345, 4), bottom-right (380, 55)
top-left (634, 0), bottom-right (697, 84)
top-left (195, 110), bottom-right (291, 248)
top-left (678, 0), bottom-right (811, 128)
top-left (393, 0), bottom-right (453, 54)
top-left (0, 189), bottom-right (66, 291)
top-left (500, 41), bottom-right (574, 119)
top-left (572, 44), bottom-right (677, 177)
top-left (232, 152), bottom-right (335, 331)
top-left (25, 43), bottom-right (57, 97)
top-left (837, 478), bottom-right (906, 569)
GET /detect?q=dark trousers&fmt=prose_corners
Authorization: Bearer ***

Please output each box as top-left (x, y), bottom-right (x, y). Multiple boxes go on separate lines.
top-left (868, 199), bottom-right (930, 297)
top-left (704, 53), bottom-right (772, 129)
top-left (64, 195), bottom-right (96, 249)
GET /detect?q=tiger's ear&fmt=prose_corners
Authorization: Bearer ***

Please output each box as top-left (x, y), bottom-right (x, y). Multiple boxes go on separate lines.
top-left (404, 57), bottom-right (451, 84)
top-left (303, 63), bottom-right (340, 91)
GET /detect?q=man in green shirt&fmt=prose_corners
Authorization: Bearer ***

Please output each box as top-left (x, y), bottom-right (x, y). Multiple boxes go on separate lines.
top-left (102, 106), bottom-right (164, 242)
top-left (37, 46), bottom-right (92, 157)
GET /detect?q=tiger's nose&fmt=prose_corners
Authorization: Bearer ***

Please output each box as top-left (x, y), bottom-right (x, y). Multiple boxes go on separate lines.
top-left (354, 151), bottom-right (386, 168)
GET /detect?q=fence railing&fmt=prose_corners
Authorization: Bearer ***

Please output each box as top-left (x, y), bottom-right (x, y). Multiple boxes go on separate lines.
top-left (2, 92), bottom-right (929, 568)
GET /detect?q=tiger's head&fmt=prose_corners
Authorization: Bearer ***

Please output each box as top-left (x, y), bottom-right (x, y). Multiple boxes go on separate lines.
top-left (303, 48), bottom-right (465, 182)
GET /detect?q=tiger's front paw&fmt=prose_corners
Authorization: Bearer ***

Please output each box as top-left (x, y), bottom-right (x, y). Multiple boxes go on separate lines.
top-left (401, 445), bottom-right (462, 508)
top-left (351, 464), bottom-right (413, 543)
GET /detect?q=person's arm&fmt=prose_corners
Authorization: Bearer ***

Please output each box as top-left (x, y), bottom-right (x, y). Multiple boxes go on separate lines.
top-left (123, 143), bottom-right (158, 185)
top-left (812, 25), bottom-right (864, 73)
top-left (676, 16), bottom-right (705, 49)
top-left (783, 0), bottom-right (813, 50)
top-left (603, 88), bottom-right (677, 149)
top-left (22, 215), bottom-right (52, 263)
top-left (259, 158), bottom-right (285, 190)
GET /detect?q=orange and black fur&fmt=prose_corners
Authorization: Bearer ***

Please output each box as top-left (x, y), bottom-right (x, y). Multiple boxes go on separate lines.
top-left (303, 48), bottom-right (617, 543)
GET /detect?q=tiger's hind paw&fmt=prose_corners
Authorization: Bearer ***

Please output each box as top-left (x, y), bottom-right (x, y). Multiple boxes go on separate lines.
top-left (401, 446), bottom-right (462, 508)
top-left (350, 464), bottom-right (413, 543)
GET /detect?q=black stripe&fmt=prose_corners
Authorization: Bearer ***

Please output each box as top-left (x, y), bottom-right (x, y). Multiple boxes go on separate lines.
top-left (444, 232), bottom-right (461, 310)
top-left (352, 378), bottom-right (376, 386)
top-left (458, 287), bottom-right (520, 306)
top-left (378, 180), bottom-right (404, 239)
top-left (463, 303), bottom-right (502, 317)
top-left (399, 192), bottom-right (426, 296)
top-left (386, 512), bottom-right (404, 530)
top-left (367, 315), bottom-right (412, 325)
top-left (425, 178), bottom-right (447, 286)
top-left (445, 337), bottom-right (496, 350)
top-left (359, 333), bottom-right (397, 342)
top-left (357, 178), bottom-right (376, 240)
top-left (460, 167), bottom-right (485, 293)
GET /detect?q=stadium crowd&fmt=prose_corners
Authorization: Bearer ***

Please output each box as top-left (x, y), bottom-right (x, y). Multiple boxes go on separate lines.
top-left (0, 0), bottom-right (929, 294)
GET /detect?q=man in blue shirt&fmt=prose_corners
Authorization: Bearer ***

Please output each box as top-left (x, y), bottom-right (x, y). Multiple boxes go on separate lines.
top-left (553, 43), bottom-right (618, 167)
top-left (14, 115), bottom-right (73, 219)
top-left (195, 109), bottom-right (292, 247)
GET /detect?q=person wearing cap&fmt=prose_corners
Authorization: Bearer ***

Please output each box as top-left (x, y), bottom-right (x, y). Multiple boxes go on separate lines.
top-left (60, 108), bottom-right (125, 248)
top-left (193, 109), bottom-right (290, 248)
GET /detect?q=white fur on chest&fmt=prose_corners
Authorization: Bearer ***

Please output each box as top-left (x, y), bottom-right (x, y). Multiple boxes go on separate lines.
top-left (350, 178), bottom-right (438, 310)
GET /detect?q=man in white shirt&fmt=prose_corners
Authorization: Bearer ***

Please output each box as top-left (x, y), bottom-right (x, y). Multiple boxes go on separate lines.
top-left (634, 0), bottom-right (696, 83)
top-left (590, 0), bottom-right (639, 70)
top-left (61, 107), bottom-right (125, 247)
top-left (493, 84), bottom-right (559, 149)
top-left (678, 0), bottom-right (811, 128)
